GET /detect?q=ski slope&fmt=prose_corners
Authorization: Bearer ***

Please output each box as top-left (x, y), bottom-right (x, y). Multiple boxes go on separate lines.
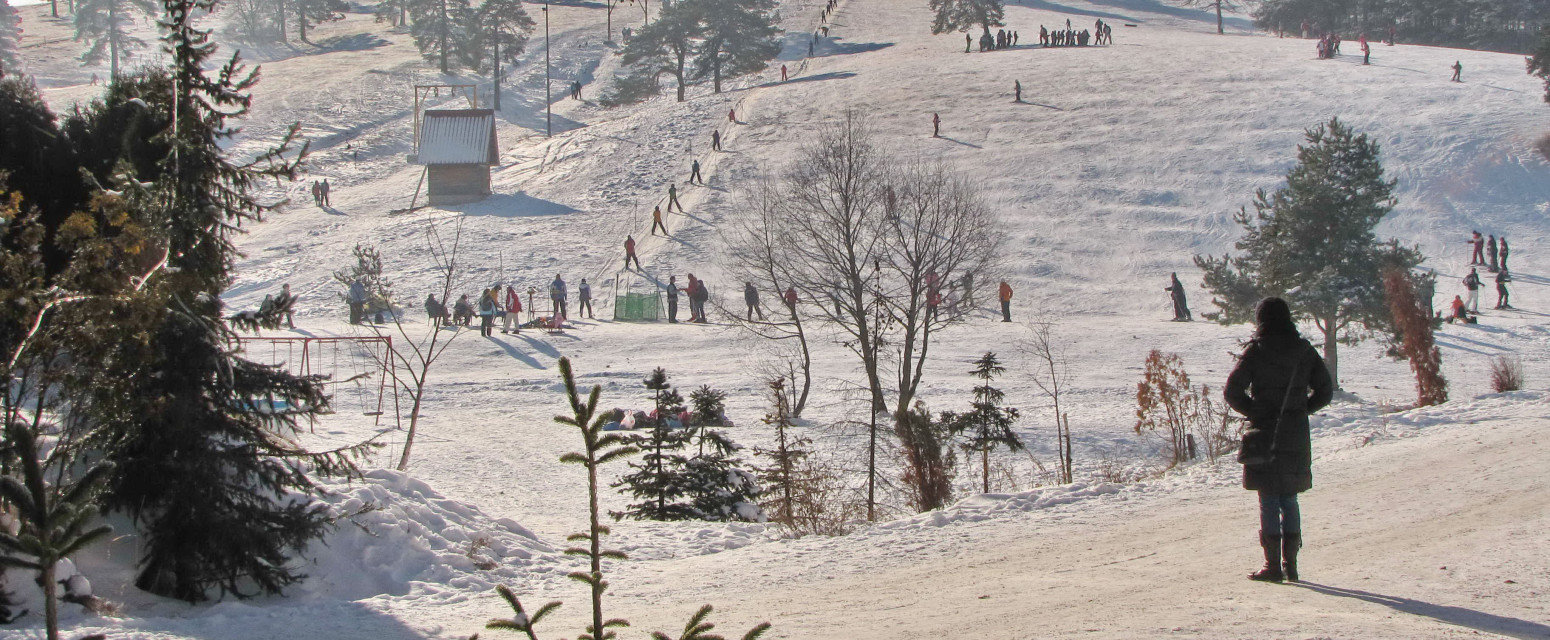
top-left (8, 0), bottom-right (1550, 635)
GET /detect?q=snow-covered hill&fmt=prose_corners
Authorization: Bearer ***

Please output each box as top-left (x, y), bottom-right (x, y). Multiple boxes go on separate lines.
top-left (8, 0), bottom-right (1550, 635)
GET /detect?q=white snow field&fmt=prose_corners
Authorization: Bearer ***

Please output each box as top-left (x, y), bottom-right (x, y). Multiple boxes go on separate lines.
top-left (8, 0), bottom-right (1550, 635)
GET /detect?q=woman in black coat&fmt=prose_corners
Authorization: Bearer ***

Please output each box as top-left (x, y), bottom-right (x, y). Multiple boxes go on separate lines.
top-left (1224, 297), bottom-right (1334, 583)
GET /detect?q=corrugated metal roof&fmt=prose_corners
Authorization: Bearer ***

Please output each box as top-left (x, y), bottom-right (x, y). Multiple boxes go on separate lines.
top-left (418, 110), bottom-right (497, 165)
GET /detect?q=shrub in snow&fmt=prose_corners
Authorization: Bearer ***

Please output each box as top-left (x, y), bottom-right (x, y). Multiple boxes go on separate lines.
top-left (1134, 350), bottom-right (1216, 467)
top-left (1488, 355), bottom-right (1524, 393)
top-left (1383, 268), bottom-right (1448, 407)
top-left (896, 402), bottom-right (956, 512)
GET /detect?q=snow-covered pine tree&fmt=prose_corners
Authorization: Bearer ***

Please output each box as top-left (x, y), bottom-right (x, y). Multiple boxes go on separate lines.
top-left (687, 384), bottom-right (727, 427)
top-left (74, 0), bottom-right (158, 78)
top-left (927, 0), bottom-right (1004, 38)
top-left (684, 427), bottom-right (762, 522)
top-left (466, 0), bottom-right (533, 110)
top-left (408, 0), bottom-right (473, 73)
top-left (613, 0), bottom-right (698, 102)
top-left (612, 368), bottom-right (697, 521)
top-left (943, 352), bottom-right (1022, 494)
top-left (71, 0), bottom-right (372, 601)
top-left (0, 0), bottom-right (20, 76)
top-left (1194, 118), bottom-right (1421, 386)
top-left (687, 0), bottom-right (779, 94)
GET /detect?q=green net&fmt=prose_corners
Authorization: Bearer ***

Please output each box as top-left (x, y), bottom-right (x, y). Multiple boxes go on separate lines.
top-left (613, 291), bottom-right (661, 321)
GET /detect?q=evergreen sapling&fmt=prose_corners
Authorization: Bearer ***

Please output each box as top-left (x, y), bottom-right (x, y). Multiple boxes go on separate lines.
top-left (943, 352), bottom-right (1023, 494)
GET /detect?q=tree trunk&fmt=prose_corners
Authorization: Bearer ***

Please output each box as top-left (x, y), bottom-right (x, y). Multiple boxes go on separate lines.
top-left (795, 320), bottom-right (812, 418)
top-left (981, 448), bottom-right (989, 493)
top-left (109, 0), bottom-right (120, 78)
top-left (586, 454), bottom-right (604, 640)
top-left (1216, 0), bottom-right (1223, 34)
top-left (299, 11), bottom-right (308, 44)
top-left (675, 45), bottom-right (685, 101)
top-left (396, 386), bottom-right (425, 470)
top-left (43, 563), bottom-right (58, 640)
top-left (438, 0), bottom-right (449, 74)
top-left (1319, 315), bottom-right (1340, 388)
top-left (278, 0), bottom-right (287, 41)
top-left (493, 39), bottom-right (501, 111)
top-left (713, 54), bottom-right (722, 93)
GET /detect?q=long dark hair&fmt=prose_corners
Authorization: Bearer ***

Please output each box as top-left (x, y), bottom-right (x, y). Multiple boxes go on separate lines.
top-left (1254, 297), bottom-right (1299, 338)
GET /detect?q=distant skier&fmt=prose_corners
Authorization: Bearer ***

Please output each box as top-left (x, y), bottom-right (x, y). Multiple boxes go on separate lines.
top-left (998, 280), bottom-right (1013, 322)
top-left (744, 282), bottom-right (765, 321)
top-left (1468, 230), bottom-right (1484, 265)
top-left (690, 159), bottom-right (703, 185)
top-left (1494, 269), bottom-right (1513, 309)
top-left (1451, 60), bottom-right (1462, 82)
top-left (651, 206), bottom-right (668, 236)
top-left (781, 64), bottom-right (788, 81)
top-left (1361, 41), bottom-right (1370, 65)
top-left (966, 32), bottom-right (972, 53)
top-left (712, 130), bottom-right (722, 151)
top-left (667, 183), bottom-right (685, 213)
top-left (666, 275), bottom-right (681, 323)
top-left (578, 278), bottom-right (594, 319)
top-left (624, 235), bottom-right (641, 270)
top-left (1166, 273), bottom-right (1192, 321)
top-left (550, 274), bottom-right (569, 319)
top-left (1463, 267), bottom-right (1482, 313)
top-left (1499, 237), bottom-right (1509, 270)
top-left (728, 108), bottom-right (737, 123)
top-left (1486, 235), bottom-right (1498, 272)
top-left (503, 285), bottom-right (522, 334)
top-left (1014, 80), bottom-right (1022, 102)
top-left (932, 113), bottom-right (941, 137)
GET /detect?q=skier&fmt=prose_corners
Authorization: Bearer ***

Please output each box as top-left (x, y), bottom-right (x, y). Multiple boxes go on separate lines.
top-left (932, 113), bottom-right (941, 138)
top-left (684, 274), bottom-right (701, 322)
top-left (1463, 267), bottom-right (1482, 313)
top-left (966, 32), bottom-right (972, 53)
top-left (347, 279), bottom-right (368, 324)
top-left (1014, 80), bottom-right (1022, 103)
top-left (781, 64), bottom-right (788, 81)
top-left (1166, 273), bottom-right (1192, 321)
top-left (1494, 269), bottom-right (1512, 309)
top-left (1499, 237), bottom-right (1509, 270)
top-left (690, 159), bottom-right (703, 185)
top-left (692, 276), bottom-right (711, 323)
top-left (1361, 41), bottom-right (1370, 65)
top-left (503, 285), bottom-right (522, 334)
top-left (578, 278), bottom-right (594, 319)
top-left (712, 130), bottom-right (722, 152)
top-left (1225, 297), bottom-right (1334, 584)
top-left (960, 272), bottom-right (974, 308)
top-left (744, 282), bottom-right (765, 321)
top-left (667, 183), bottom-right (685, 213)
top-left (1451, 60), bottom-right (1462, 82)
top-left (784, 286), bottom-right (798, 313)
top-left (666, 275), bottom-right (681, 323)
top-left (550, 274), bottom-right (568, 320)
top-left (478, 288), bottom-right (497, 337)
top-left (1448, 295), bottom-right (1474, 324)
top-left (998, 280), bottom-right (1013, 322)
top-left (1486, 235), bottom-right (1498, 272)
top-left (1468, 231), bottom-right (1484, 265)
top-left (651, 206), bottom-right (668, 236)
top-left (624, 235), bottom-right (641, 270)
top-left (728, 108), bottom-right (737, 124)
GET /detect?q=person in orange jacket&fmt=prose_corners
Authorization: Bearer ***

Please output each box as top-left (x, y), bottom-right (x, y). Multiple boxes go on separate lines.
top-left (999, 280), bottom-right (1013, 322)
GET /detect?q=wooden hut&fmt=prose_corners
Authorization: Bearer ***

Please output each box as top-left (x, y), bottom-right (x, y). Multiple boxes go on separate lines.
top-left (417, 109), bottom-right (498, 205)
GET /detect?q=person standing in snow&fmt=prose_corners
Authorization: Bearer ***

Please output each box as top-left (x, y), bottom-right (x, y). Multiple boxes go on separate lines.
top-left (624, 235), bottom-right (641, 270)
top-left (1463, 267), bottom-right (1482, 313)
top-left (1486, 235), bottom-right (1499, 272)
top-left (666, 275), bottom-right (681, 323)
top-left (1361, 40), bottom-right (1370, 65)
top-left (998, 280), bottom-right (1013, 322)
top-left (728, 108), bottom-right (737, 124)
top-left (578, 278), bottom-right (594, 319)
top-left (503, 285), bottom-right (522, 334)
top-left (784, 286), bottom-right (798, 314)
top-left (550, 274), bottom-right (568, 320)
top-left (478, 288), bottom-right (497, 337)
top-left (932, 113), bottom-right (941, 138)
top-left (1166, 273), bottom-right (1192, 321)
top-left (1225, 297), bottom-right (1334, 584)
top-left (275, 283), bottom-right (296, 328)
top-left (651, 206), bottom-right (668, 236)
top-left (1468, 231), bottom-right (1484, 265)
top-left (667, 183), bottom-right (685, 213)
top-left (781, 64), bottom-right (788, 81)
top-left (966, 32), bottom-right (972, 53)
top-left (1451, 60), bottom-right (1462, 82)
top-left (321, 179), bottom-right (331, 207)
top-left (692, 276), bottom-right (711, 323)
top-left (1014, 80), bottom-right (1022, 102)
top-left (347, 279), bottom-right (368, 324)
top-left (712, 130), bottom-right (722, 152)
top-left (1499, 237), bottom-right (1509, 271)
top-left (1494, 269), bottom-right (1512, 309)
top-left (690, 159), bottom-right (703, 185)
top-left (744, 282), bottom-right (765, 321)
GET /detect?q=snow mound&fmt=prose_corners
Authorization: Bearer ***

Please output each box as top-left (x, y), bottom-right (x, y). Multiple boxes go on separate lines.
top-left (297, 469), bottom-right (564, 602)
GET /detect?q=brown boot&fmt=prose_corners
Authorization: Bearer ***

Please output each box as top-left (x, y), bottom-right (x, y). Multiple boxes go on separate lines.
top-left (1283, 532), bottom-right (1301, 582)
top-left (1249, 532), bottom-right (1284, 582)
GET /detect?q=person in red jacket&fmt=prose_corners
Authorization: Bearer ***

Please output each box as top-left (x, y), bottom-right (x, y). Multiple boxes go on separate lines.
top-left (624, 235), bottom-right (641, 270)
top-left (784, 286), bottom-right (798, 311)
top-left (998, 281), bottom-right (1013, 322)
top-left (502, 285), bottom-right (523, 334)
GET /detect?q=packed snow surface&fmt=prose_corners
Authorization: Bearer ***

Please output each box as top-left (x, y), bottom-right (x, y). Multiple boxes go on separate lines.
top-left (6, 0), bottom-right (1550, 635)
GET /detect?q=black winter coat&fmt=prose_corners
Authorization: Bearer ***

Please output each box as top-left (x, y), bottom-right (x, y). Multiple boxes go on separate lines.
top-left (1224, 333), bottom-right (1334, 495)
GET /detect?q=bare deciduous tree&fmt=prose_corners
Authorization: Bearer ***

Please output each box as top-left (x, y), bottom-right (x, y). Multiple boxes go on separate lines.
top-left (723, 178), bottom-right (813, 417)
top-left (1022, 318), bottom-right (1074, 483)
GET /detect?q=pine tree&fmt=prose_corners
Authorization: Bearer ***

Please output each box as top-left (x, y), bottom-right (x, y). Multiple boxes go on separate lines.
top-left (71, 0), bottom-right (371, 601)
top-left (615, 0), bottom-right (699, 102)
top-left (74, 0), bottom-right (158, 78)
top-left (1529, 27), bottom-right (1550, 104)
top-left (0, 0), bottom-right (20, 77)
top-left (467, 0), bottom-right (533, 110)
top-left (751, 378), bottom-right (810, 528)
top-left (286, 0), bottom-right (347, 44)
top-left (1194, 118), bottom-right (1421, 386)
top-left (927, 0), bottom-right (1004, 37)
top-left (897, 402), bottom-right (955, 512)
top-left (687, 384), bottom-right (726, 427)
top-left (612, 368), bottom-right (697, 521)
top-left (374, 0), bottom-right (408, 27)
top-left (943, 352), bottom-right (1022, 494)
top-left (333, 243), bottom-right (394, 321)
top-left (683, 428), bottom-right (762, 522)
top-left (687, 0), bottom-right (780, 94)
top-left (409, 0), bottom-right (473, 74)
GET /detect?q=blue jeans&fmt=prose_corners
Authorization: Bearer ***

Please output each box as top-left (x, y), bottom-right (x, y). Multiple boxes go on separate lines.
top-left (1258, 491), bottom-right (1300, 536)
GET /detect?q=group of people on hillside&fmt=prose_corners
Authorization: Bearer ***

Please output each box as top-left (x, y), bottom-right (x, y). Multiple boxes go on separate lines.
top-left (1449, 231), bottom-right (1516, 323)
top-left (1040, 18), bottom-right (1110, 48)
top-left (1315, 32), bottom-right (1342, 59)
top-left (421, 276), bottom-right (594, 335)
top-left (972, 28), bottom-right (1020, 52)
